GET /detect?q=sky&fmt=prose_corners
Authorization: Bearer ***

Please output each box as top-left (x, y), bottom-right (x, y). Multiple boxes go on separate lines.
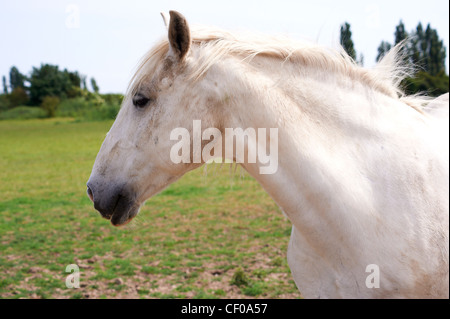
top-left (0, 0), bottom-right (448, 94)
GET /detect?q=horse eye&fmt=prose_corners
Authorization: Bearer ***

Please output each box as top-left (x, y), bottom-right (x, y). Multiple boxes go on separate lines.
top-left (133, 94), bottom-right (151, 108)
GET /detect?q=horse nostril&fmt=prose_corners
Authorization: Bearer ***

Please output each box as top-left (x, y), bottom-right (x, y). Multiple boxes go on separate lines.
top-left (87, 185), bottom-right (94, 203)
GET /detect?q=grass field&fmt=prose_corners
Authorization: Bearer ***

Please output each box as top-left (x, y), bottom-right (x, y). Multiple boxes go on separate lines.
top-left (0, 119), bottom-right (299, 299)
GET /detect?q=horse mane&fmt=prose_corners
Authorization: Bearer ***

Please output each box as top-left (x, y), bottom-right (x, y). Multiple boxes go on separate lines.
top-left (128, 26), bottom-right (429, 112)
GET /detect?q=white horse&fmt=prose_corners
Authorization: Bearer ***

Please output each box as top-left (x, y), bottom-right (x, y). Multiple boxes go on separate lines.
top-left (87, 11), bottom-right (449, 298)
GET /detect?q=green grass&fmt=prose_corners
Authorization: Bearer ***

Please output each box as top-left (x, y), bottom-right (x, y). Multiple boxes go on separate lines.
top-left (0, 118), bottom-right (299, 299)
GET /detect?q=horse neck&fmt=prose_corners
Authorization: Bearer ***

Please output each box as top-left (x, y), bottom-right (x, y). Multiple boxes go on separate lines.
top-left (221, 56), bottom-right (409, 247)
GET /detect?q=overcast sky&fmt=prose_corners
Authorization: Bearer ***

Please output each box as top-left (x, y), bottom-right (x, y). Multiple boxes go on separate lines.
top-left (0, 0), bottom-right (448, 94)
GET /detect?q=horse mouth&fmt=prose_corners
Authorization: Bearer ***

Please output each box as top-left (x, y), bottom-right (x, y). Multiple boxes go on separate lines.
top-left (109, 195), bottom-right (140, 227)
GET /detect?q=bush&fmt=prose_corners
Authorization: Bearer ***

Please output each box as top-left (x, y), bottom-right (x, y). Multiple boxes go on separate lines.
top-left (84, 91), bottom-right (105, 106)
top-left (57, 97), bottom-right (90, 117)
top-left (41, 96), bottom-right (60, 118)
top-left (403, 71), bottom-right (449, 97)
top-left (56, 97), bottom-right (120, 121)
top-left (0, 106), bottom-right (47, 120)
top-left (102, 94), bottom-right (124, 106)
top-left (82, 103), bottom-right (120, 121)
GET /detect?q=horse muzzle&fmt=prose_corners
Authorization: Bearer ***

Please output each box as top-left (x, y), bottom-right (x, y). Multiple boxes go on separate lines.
top-left (86, 179), bottom-right (139, 226)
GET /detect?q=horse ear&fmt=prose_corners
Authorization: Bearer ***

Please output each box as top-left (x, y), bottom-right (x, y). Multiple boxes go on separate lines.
top-left (160, 12), bottom-right (169, 29)
top-left (168, 10), bottom-right (191, 60)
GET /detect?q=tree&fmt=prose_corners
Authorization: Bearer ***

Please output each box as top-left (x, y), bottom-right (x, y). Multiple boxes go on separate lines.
top-left (340, 22), bottom-right (357, 61)
top-left (408, 23), bottom-right (446, 76)
top-left (394, 20), bottom-right (409, 65)
top-left (424, 24), bottom-right (446, 75)
top-left (90, 78), bottom-right (99, 93)
top-left (65, 70), bottom-right (82, 98)
top-left (9, 66), bottom-right (26, 91)
top-left (409, 22), bottom-right (424, 66)
top-left (375, 21), bottom-right (447, 96)
top-left (358, 53), bottom-right (365, 67)
top-left (0, 95), bottom-right (10, 111)
top-left (28, 64), bottom-right (81, 105)
top-left (376, 41), bottom-right (392, 62)
top-left (9, 87), bottom-right (29, 107)
top-left (394, 20), bottom-right (408, 45)
top-left (81, 75), bottom-right (87, 91)
top-left (29, 64), bottom-right (63, 105)
top-left (2, 76), bottom-right (7, 94)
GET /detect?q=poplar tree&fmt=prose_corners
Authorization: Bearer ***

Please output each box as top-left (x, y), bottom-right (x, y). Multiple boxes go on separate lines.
top-left (340, 22), bottom-right (357, 61)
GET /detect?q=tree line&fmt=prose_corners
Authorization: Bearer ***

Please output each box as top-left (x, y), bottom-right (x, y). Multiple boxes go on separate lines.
top-left (0, 64), bottom-right (100, 111)
top-left (340, 20), bottom-right (448, 96)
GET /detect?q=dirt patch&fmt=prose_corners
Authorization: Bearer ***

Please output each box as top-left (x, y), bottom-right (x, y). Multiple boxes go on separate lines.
top-left (0, 253), bottom-right (301, 299)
